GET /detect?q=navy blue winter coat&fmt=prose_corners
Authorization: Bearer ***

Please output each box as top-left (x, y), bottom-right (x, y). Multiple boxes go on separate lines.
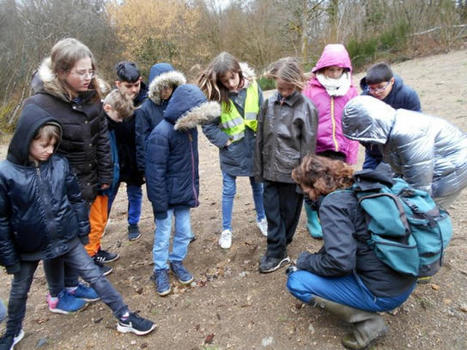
top-left (135, 63), bottom-right (186, 172)
top-left (0, 104), bottom-right (89, 273)
top-left (145, 84), bottom-right (220, 219)
top-left (360, 74), bottom-right (421, 169)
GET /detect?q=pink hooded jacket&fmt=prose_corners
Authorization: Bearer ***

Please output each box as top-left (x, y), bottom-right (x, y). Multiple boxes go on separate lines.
top-left (303, 44), bottom-right (359, 164)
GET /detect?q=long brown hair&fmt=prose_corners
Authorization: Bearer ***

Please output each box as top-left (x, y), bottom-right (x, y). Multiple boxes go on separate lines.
top-left (292, 154), bottom-right (354, 200)
top-left (50, 38), bottom-right (103, 101)
top-left (197, 52), bottom-right (243, 111)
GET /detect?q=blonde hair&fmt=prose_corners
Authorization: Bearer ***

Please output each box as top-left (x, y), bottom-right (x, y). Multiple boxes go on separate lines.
top-left (103, 89), bottom-right (135, 120)
top-left (50, 38), bottom-right (103, 101)
top-left (265, 57), bottom-right (306, 92)
top-left (197, 52), bottom-right (243, 110)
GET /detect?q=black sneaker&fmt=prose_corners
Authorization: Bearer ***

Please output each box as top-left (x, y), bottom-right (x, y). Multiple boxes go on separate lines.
top-left (259, 255), bottom-right (291, 273)
top-left (128, 224), bottom-right (142, 241)
top-left (0, 334), bottom-right (13, 350)
top-left (117, 312), bottom-right (157, 336)
top-left (93, 249), bottom-right (119, 264)
top-left (94, 260), bottom-right (113, 276)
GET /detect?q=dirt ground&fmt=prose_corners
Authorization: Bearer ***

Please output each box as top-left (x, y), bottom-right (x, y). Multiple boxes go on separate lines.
top-left (0, 49), bottom-right (466, 350)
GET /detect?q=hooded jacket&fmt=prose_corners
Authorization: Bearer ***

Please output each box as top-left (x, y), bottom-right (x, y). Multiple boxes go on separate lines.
top-left (24, 58), bottom-right (112, 202)
top-left (135, 63), bottom-right (186, 172)
top-left (0, 104), bottom-right (90, 272)
top-left (303, 44), bottom-right (359, 164)
top-left (254, 91), bottom-right (318, 183)
top-left (201, 63), bottom-right (262, 177)
top-left (146, 84), bottom-right (220, 219)
top-left (296, 164), bottom-right (417, 298)
top-left (343, 96), bottom-right (467, 199)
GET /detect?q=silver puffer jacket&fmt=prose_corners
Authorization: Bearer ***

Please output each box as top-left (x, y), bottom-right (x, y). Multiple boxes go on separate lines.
top-left (343, 96), bottom-right (467, 200)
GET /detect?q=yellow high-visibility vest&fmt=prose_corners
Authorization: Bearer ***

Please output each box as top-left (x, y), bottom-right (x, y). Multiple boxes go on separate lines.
top-left (220, 80), bottom-right (259, 142)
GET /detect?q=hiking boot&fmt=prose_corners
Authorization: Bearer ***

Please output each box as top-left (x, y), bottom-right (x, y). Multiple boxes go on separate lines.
top-left (170, 261), bottom-right (194, 284)
top-left (153, 269), bottom-right (171, 296)
top-left (117, 312), bottom-right (157, 336)
top-left (93, 249), bottom-right (119, 264)
top-left (218, 229), bottom-right (232, 249)
top-left (259, 255), bottom-right (291, 273)
top-left (68, 283), bottom-right (100, 302)
top-left (47, 290), bottom-right (87, 315)
top-left (94, 260), bottom-right (113, 276)
top-left (128, 224), bottom-right (142, 241)
top-left (0, 328), bottom-right (24, 350)
top-left (257, 218), bottom-right (268, 237)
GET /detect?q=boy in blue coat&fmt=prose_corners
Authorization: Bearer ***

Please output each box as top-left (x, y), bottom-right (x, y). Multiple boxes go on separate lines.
top-left (146, 84), bottom-right (220, 296)
top-left (359, 62), bottom-right (421, 169)
top-left (0, 104), bottom-right (156, 349)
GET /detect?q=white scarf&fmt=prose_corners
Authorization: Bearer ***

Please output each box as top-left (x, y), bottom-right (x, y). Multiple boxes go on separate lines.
top-left (316, 71), bottom-right (351, 97)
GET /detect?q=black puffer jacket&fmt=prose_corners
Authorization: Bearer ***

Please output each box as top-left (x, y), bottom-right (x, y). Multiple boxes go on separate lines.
top-left (0, 104), bottom-right (90, 272)
top-left (25, 57), bottom-right (112, 202)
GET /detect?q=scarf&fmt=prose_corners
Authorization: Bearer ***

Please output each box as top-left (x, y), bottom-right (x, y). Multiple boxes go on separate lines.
top-left (316, 71), bottom-right (351, 97)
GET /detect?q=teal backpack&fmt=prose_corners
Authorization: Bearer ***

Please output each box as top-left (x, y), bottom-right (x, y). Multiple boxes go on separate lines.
top-left (352, 173), bottom-right (453, 277)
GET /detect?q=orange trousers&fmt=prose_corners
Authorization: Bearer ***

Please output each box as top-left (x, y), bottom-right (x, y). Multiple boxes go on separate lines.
top-left (85, 195), bottom-right (108, 257)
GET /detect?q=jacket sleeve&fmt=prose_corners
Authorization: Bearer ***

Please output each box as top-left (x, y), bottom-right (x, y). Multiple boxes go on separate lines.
top-left (296, 192), bottom-right (357, 276)
top-left (298, 100), bottom-right (318, 160)
top-left (0, 177), bottom-right (19, 270)
top-left (145, 132), bottom-right (169, 219)
top-left (403, 87), bottom-right (421, 112)
top-left (135, 107), bottom-right (150, 173)
top-left (201, 116), bottom-right (230, 148)
top-left (254, 99), bottom-right (267, 182)
top-left (96, 108), bottom-right (113, 186)
top-left (64, 158), bottom-right (90, 238)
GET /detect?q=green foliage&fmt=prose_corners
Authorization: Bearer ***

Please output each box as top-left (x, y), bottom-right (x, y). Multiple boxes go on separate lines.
top-left (258, 77), bottom-right (276, 91)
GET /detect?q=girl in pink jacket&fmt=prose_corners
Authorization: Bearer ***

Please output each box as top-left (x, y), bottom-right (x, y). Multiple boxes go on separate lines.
top-left (302, 44), bottom-right (359, 238)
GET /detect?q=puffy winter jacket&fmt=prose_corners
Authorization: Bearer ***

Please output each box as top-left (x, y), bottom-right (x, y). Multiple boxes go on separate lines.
top-left (343, 96), bottom-right (467, 199)
top-left (255, 91), bottom-right (318, 183)
top-left (25, 57), bottom-right (112, 202)
top-left (146, 84), bottom-right (220, 219)
top-left (135, 63), bottom-right (186, 172)
top-left (0, 104), bottom-right (89, 272)
top-left (303, 44), bottom-right (359, 164)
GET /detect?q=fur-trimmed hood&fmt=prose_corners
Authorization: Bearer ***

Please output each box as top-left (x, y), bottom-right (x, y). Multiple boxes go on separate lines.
top-left (162, 84), bottom-right (220, 131)
top-left (239, 62), bottom-right (256, 89)
top-left (34, 57), bottom-right (106, 102)
top-left (148, 63), bottom-right (186, 105)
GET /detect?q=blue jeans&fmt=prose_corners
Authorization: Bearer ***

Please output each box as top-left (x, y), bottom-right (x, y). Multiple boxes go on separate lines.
top-left (153, 208), bottom-right (192, 271)
top-left (222, 171), bottom-right (265, 231)
top-left (108, 183), bottom-right (142, 225)
top-left (287, 270), bottom-right (415, 312)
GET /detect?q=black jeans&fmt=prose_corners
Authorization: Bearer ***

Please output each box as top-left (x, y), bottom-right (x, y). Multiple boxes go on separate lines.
top-left (263, 180), bottom-right (303, 258)
top-left (5, 243), bottom-right (128, 336)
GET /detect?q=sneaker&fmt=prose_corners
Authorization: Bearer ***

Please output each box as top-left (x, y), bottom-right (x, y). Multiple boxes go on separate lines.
top-left (94, 260), bottom-right (113, 276)
top-left (218, 229), bottom-right (232, 249)
top-left (117, 312), bottom-right (157, 336)
top-left (128, 224), bottom-right (142, 241)
top-left (12, 328), bottom-right (24, 349)
top-left (68, 283), bottom-right (100, 302)
top-left (153, 269), bottom-right (171, 296)
top-left (47, 290), bottom-right (87, 314)
top-left (0, 328), bottom-right (24, 350)
top-left (93, 249), bottom-right (119, 264)
top-left (170, 261), bottom-right (194, 284)
top-left (257, 218), bottom-right (268, 237)
top-left (259, 255), bottom-right (291, 273)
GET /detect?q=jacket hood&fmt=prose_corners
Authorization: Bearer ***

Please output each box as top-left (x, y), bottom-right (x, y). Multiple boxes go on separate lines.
top-left (148, 63), bottom-right (186, 105)
top-left (163, 84), bottom-right (220, 130)
top-left (35, 57), bottom-right (104, 102)
top-left (312, 44), bottom-right (353, 73)
top-left (342, 95), bottom-right (396, 144)
top-left (7, 104), bottom-right (62, 166)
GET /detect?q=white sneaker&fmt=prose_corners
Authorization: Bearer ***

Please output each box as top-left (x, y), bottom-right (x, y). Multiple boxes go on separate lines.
top-left (219, 229), bottom-right (232, 249)
top-left (257, 218), bottom-right (268, 237)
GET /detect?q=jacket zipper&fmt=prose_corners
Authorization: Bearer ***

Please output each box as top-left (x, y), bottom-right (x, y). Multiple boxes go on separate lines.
top-left (188, 133), bottom-right (199, 206)
top-left (330, 97), bottom-right (339, 151)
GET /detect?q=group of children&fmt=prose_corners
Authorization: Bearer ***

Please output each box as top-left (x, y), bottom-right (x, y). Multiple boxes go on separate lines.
top-left (1, 36), bottom-right (466, 350)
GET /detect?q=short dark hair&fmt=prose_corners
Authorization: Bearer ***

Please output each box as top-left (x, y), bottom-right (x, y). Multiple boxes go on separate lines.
top-left (115, 61), bottom-right (141, 83)
top-left (365, 63), bottom-right (393, 84)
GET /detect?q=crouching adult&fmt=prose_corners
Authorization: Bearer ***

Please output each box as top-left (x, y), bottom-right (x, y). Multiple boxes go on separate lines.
top-left (286, 154), bottom-right (417, 349)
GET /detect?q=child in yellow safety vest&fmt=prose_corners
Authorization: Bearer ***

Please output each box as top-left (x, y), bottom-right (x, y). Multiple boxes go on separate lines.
top-left (198, 52), bottom-right (267, 250)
